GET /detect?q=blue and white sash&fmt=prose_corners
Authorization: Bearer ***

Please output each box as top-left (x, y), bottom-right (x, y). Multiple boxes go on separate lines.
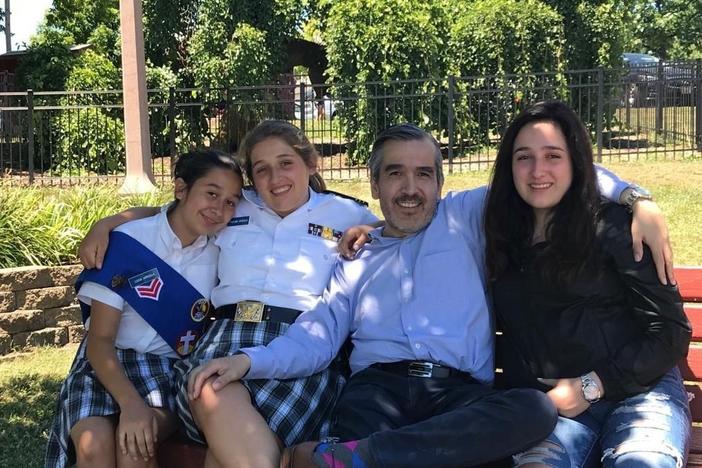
top-left (76, 231), bottom-right (211, 356)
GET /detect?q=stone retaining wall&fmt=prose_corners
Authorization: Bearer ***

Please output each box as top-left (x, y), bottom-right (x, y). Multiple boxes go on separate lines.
top-left (0, 265), bottom-right (84, 355)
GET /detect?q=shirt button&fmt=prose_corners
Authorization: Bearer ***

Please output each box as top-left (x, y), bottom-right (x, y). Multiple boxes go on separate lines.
top-left (414, 343), bottom-right (421, 349)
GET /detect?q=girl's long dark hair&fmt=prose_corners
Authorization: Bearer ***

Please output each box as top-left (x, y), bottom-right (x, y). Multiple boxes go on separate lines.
top-left (484, 100), bottom-right (601, 284)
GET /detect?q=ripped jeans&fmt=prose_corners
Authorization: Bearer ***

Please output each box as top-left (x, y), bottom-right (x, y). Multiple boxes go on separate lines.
top-left (513, 367), bottom-right (690, 468)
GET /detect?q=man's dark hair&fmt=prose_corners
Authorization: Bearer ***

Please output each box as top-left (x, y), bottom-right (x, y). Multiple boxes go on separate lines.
top-left (368, 123), bottom-right (444, 186)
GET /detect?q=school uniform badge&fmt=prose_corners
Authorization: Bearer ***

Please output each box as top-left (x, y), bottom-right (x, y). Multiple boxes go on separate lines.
top-left (308, 223), bottom-right (342, 241)
top-left (176, 330), bottom-right (199, 356)
top-left (128, 268), bottom-right (163, 301)
top-left (228, 216), bottom-right (250, 226)
top-left (191, 298), bottom-right (210, 322)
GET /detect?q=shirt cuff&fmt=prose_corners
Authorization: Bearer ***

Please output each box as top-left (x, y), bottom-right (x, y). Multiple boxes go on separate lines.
top-left (595, 164), bottom-right (629, 202)
top-left (240, 346), bottom-right (276, 380)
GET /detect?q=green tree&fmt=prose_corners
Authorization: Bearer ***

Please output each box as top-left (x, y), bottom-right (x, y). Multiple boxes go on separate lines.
top-left (53, 49), bottom-right (125, 175)
top-left (448, 0), bottom-right (567, 145)
top-left (543, 0), bottom-right (628, 70)
top-left (323, 0), bottom-right (451, 164)
top-left (629, 0), bottom-right (702, 59)
top-left (16, 0), bottom-right (121, 91)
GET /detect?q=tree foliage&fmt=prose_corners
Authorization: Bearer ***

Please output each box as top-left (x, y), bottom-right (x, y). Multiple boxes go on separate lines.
top-left (543, 0), bottom-right (627, 70)
top-left (323, 0), bottom-right (450, 163)
top-left (629, 0), bottom-right (702, 59)
top-left (448, 0), bottom-right (567, 144)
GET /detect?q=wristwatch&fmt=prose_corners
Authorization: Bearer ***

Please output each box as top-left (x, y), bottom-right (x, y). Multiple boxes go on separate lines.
top-left (581, 373), bottom-right (602, 404)
top-left (620, 184), bottom-right (653, 212)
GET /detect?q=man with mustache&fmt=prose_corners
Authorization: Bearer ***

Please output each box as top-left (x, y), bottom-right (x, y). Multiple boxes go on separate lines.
top-left (189, 124), bottom-right (671, 468)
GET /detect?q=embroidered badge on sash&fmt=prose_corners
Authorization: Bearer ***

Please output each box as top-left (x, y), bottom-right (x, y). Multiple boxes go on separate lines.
top-left (128, 268), bottom-right (163, 301)
top-left (228, 216), bottom-right (250, 226)
top-left (308, 223), bottom-right (342, 241)
top-left (111, 275), bottom-right (126, 288)
top-left (191, 298), bottom-right (210, 322)
top-left (176, 330), bottom-right (199, 356)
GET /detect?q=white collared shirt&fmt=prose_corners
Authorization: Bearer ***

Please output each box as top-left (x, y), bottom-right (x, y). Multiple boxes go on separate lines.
top-left (78, 210), bottom-right (219, 357)
top-left (211, 188), bottom-right (377, 311)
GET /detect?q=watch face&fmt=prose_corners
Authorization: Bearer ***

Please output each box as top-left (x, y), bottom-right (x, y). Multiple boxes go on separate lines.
top-left (583, 384), bottom-right (599, 401)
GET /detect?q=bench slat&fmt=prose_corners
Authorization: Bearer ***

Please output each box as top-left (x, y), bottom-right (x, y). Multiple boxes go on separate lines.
top-left (687, 304), bottom-right (702, 340)
top-left (678, 267), bottom-right (702, 302)
top-left (681, 346), bottom-right (702, 381)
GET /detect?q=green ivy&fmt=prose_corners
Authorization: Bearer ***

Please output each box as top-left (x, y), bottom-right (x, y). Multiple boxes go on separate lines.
top-left (323, 0), bottom-right (451, 164)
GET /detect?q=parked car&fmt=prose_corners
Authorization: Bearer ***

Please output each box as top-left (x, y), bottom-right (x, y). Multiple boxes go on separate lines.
top-left (622, 53), bottom-right (695, 106)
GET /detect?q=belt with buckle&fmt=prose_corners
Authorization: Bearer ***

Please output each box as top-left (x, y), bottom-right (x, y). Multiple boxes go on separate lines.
top-left (213, 301), bottom-right (301, 324)
top-left (371, 361), bottom-right (464, 378)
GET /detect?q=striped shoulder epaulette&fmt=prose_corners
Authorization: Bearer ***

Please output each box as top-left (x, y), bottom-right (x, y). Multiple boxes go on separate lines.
top-left (322, 190), bottom-right (369, 207)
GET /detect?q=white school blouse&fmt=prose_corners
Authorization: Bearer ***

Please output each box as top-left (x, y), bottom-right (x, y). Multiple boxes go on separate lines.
top-left (211, 188), bottom-right (377, 312)
top-left (78, 210), bottom-right (219, 357)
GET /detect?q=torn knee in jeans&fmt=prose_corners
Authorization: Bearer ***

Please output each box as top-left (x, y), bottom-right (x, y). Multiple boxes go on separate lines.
top-left (513, 440), bottom-right (567, 468)
top-left (601, 440), bottom-right (684, 468)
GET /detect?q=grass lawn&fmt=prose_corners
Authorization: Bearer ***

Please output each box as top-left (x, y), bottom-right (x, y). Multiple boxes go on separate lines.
top-left (0, 158), bottom-right (700, 465)
top-left (0, 344), bottom-right (78, 467)
top-left (329, 158), bottom-right (702, 265)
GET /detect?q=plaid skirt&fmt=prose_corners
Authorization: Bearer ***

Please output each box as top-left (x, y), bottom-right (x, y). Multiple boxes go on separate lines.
top-left (173, 318), bottom-right (345, 446)
top-left (44, 339), bottom-right (178, 468)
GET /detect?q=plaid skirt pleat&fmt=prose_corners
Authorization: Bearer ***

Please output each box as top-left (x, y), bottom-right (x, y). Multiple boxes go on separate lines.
top-left (173, 318), bottom-right (345, 446)
top-left (44, 339), bottom-right (178, 468)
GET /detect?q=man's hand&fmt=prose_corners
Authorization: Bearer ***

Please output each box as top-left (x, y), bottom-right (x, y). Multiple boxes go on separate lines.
top-left (538, 377), bottom-right (590, 418)
top-left (188, 354), bottom-right (251, 400)
top-left (631, 199), bottom-right (675, 285)
top-left (117, 399), bottom-right (158, 462)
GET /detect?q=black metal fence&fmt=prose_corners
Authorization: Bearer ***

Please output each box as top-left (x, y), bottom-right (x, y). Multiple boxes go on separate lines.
top-left (1, 60), bottom-right (701, 186)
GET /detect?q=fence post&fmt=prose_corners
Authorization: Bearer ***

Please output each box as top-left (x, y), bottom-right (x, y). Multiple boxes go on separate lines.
top-left (696, 59), bottom-right (702, 152)
top-left (596, 68), bottom-right (603, 163)
top-left (447, 76), bottom-right (455, 174)
top-left (27, 89), bottom-right (35, 184)
top-left (168, 86), bottom-right (176, 158)
top-left (299, 81), bottom-right (306, 133)
top-left (655, 61), bottom-right (664, 138)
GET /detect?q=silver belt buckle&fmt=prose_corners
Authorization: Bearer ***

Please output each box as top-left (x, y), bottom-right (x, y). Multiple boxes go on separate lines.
top-left (408, 361), bottom-right (433, 378)
top-left (234, 301), bottom-right (265, 322)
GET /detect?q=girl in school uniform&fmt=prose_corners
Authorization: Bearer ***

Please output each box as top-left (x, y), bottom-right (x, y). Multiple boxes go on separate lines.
top-left (45, 150), bottom-right (243, 468)
top-left (78, 120), bottom-right (378, 468)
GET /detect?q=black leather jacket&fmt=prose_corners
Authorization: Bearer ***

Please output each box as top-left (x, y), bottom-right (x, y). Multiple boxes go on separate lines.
top-left (493, 203), bottom-right (691, 401)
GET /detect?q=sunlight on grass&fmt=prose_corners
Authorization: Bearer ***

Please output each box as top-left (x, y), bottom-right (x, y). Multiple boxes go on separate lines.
top-left (327, 158), bottom-right (702, 264)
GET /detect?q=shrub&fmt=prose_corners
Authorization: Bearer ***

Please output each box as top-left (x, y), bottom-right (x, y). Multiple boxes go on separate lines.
top-left (0, 186), bottom-right (169, 268)
top-left (448, 0), bottom-right (567, 146)
top-left (323, 0), bottom-right (451, 165)
top-left (50, 50), bottom-right (125, 175)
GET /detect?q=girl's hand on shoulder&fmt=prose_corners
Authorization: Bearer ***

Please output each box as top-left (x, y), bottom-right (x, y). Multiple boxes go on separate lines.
top-left (538, 377), bottom-right (590, 418)
top-left (78, 219), bottom-right (112, 269)
top-left (338, 224), bottom-right (375, 259)
top-left (188, 354), bottom-right (251, 400)
top-left (117, 398), bottom-right (158, 462)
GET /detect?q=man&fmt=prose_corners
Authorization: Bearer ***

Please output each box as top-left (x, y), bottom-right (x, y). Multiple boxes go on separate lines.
top-left (190, 124), bottom-right (584, 467)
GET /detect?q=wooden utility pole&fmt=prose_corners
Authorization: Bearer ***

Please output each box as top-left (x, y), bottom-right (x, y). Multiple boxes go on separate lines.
top-left (4, 0), bottom-right (11, 52)
top-left (118, 0), bottom-right (156, 194)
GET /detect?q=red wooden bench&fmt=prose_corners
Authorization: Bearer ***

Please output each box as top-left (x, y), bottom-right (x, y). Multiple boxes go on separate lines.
top-left (678, 266), bottom-right (702, 467)
top-left (158, 266), bottom-right (702, 468)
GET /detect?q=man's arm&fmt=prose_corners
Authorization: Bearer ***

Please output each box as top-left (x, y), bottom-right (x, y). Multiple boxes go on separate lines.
top-left (79, 207), bottom-right (160, 269)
